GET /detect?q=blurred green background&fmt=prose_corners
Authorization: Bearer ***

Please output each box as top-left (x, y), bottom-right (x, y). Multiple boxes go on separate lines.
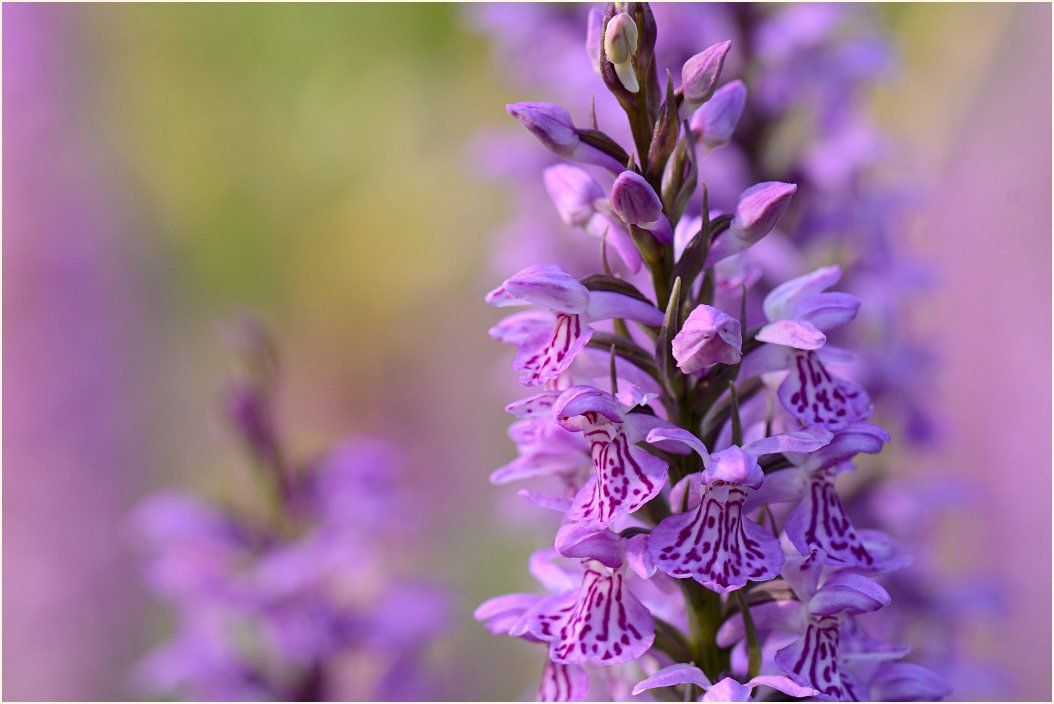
top-left (4, 3), bottom-right (1049, 701)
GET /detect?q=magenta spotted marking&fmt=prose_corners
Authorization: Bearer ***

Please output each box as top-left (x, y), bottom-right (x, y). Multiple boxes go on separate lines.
top-left (516, 313), bottom-right (592, 387)
top-left (538, 660), bottom-right (589, 702)
top-left (568, 418), bottom-right (665, 529)
top-left (777, 614), bottom-right (860, 701)
top-left (779, 350), bottom-right (870, 429)
top-left (547, 564), bottom-right (655, 665)
top-left (787, 469), bottom-right (875, 568)
top-left (649, 482), bottom-right (783, 592)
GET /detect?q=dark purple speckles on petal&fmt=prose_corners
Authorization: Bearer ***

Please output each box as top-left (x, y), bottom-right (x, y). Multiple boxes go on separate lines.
top-left (785, 470), bottom-right (876, 569)
top-left (648, 482), bottom-right (783, 592)
top-left (778, 350), bottom-right (871, 430)
top-left (548, 565), bottom-right (654, 665)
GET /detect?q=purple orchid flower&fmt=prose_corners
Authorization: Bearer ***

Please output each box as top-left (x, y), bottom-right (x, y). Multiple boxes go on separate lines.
top-left (524, 559), bottom-right (655, 665)
top-left (744, 265), bottom-right (872, 429)
top-left (487, 263), bottom-right (664, 387)
top-left (552, 385), bottom-right (682, 529)
top-left (752, 421), bottom-right (906, 571)
top-left (717, 549), bottom-right (891, 701)
top-left (642, 425), bottom-right (831, 592)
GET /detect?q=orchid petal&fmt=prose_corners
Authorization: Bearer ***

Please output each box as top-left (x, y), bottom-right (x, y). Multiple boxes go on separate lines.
top-left (497, 263), bottom-right (590, 313)
top-left (742, 425), bottom-right (833, 457)
top-left (555, 523), bottom-right (624, 568)
top-left (778, 350), bottom-right (871, 429)
top-left (539, 660), bottom-right (591, 702)
top-left (489, 453), bottom-right (583, 484)
top-left (474, 593), bottom-right (540, 635)
top-left (775, 614), bottom-right (856, 701)
top-left (673, 305), bottom-right (743, 373)
top-left (489, 310), bottom-right (554, 345)
top-left (785, 470), bottom-right (879, 570)
top-left (650, 480), bottom-right (782, 591)
top-left (792, 292), bottom-right (861, 331)
top-left (763, 265), bottom-right (842, 323)
top-left (528, 549), bottom-right (581, 594)
top-left (703, 446), bottom-right (764, 488)
top-left (513, 315), bottom-right (593, 387)
top-left (584, 290), bottom-right (664, 326)
top-left (782, 548), bottom-right (827, 601)
top-left (747, 675), bottom-right (820, 698)
top-left (745, 467), bottom-right (806, 510)
top-left (809, 573), bottom-right (890, 615)
top-left (633, 663), bottom-right (712, 695)
top-left (804, 422), bottom-right (889, 469)
top-left (517, 490), bottom-right (574, 513)
top-left (505, 390), bottom-right (563, 419)
top-left (755, 319), bottom-right (827, 351)
top-left (525, 590), bottom-right (579, 642)
top-left (624, 533), bottom-right (656, 579)
top-left (548, 563), bottom-right (655, 664)
top-left (646, 427), bottom-right (710, 463)
top-left (866, 662), bottom-right (952, 701)
top-left (700, 677), bottom-right (753, 701)
top-left (543, 164), bottom-right (603, 228)
top-left (554, 385), bottom-right (624, 428)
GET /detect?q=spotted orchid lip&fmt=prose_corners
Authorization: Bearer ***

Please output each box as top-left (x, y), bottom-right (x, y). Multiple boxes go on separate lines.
top-left (527, 562), bottom-right (655, 666)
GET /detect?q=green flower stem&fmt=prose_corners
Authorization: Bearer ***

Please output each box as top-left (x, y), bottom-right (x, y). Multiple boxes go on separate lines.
top-left (734, 589), bottom-right (762, 680)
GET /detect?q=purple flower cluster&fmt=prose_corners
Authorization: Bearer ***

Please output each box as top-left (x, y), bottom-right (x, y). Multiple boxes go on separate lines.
top-left (131, 319), bottom-right (449, 701)
top-left (476, 4), bottom-right (952, 701)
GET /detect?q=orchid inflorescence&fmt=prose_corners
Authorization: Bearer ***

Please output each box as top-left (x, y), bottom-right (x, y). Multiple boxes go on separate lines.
top-left (131, 319), bottom-right (449, 701)
top-left (477, 4), bottom-right (951, 701)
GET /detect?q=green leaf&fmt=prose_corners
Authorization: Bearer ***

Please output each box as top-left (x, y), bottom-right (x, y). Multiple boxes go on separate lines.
top-left (656, 276), bottom-right (682, 395)
top-left (587, 331), bottom-right (662, 384)
top-left (576, 127), bottom-right (630, 168)
top-left (580, 274), bottom-right (652, 304)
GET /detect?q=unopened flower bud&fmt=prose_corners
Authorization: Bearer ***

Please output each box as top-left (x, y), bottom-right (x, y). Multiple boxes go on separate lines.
top-left (681, 40), bottom-right (731, 112)
top-left (604, 13), bottom-right (639, 93)
top-left (690, 80), bottom-right (747, 149)
top-left (610, 171), bottom-right (662, 225)
top-left (506, 102), bottom-right (579, 156)
top-left (610, 171), bottom-right (673, 243)
top-left (506, 101), bottom-right (625, 173)
top-left (671, 304), bottom-right (742, 374)
top-left (730, 181), bottom-right (797, 243)
top-left (543, 165), bottom-right (604, 227)
top-left (705, 181), bottom-right (797, 266)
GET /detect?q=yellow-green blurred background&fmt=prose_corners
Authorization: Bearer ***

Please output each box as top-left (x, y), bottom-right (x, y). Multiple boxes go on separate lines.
top-left (4, 3), bottom-right (1049, 701)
